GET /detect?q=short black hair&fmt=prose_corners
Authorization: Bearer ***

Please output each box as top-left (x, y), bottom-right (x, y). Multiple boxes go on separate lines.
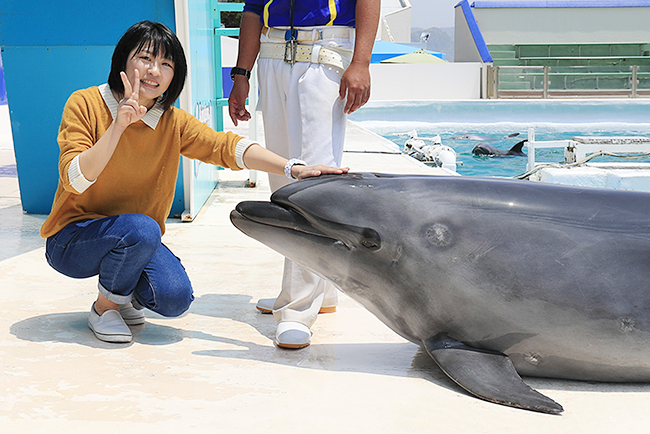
top-left (108, 21), bottom-right (187, 111)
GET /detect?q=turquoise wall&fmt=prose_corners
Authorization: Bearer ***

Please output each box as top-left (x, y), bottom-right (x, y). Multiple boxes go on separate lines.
top-left (0, 0), bottom-right (184, 215)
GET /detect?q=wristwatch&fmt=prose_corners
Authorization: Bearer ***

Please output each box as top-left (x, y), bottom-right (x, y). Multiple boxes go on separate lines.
top-left (284, 158), bottom-right (307, 179)
top-left (230, 67), bottom-right (251, 81)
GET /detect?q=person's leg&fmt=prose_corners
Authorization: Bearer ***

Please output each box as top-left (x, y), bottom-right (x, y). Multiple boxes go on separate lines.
top-left (46, 214), bottom-right (193, 342)
top-left (257, 57), bottom-right (345, 348)
top-left (296, 64), bottom-right (347, 168)
top-left (256, 57), bottom-right (295, 192)
top-left (46, 214), bottom-right (162, 304)
top-left (131, 242), bottom-right (194, 317)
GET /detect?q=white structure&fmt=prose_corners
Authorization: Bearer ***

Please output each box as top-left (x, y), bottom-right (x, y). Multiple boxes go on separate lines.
top-left (471, 1), bottom-right (650, 45)
top-left (525, 132), bottom-right (650, 192)
top-left (454, 0), bottom-right (650, 61)
top-left (454, 2), bottom-right (489, 63)
top-left (368, 62), bottom-right (483, 100)
top-left (379, 0), bottom-right (412, 43)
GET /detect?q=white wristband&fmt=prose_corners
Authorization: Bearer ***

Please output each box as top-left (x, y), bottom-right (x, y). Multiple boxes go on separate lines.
top-left (284, 158), bottom-right (307, 179)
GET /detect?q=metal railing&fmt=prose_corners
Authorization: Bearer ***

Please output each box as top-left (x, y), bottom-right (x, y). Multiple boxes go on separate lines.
top-left (487, 65), bottom-right (649, 99)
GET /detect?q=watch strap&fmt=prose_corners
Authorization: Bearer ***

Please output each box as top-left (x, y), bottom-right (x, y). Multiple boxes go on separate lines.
top-left (230, 67), bottom-right (251, 80)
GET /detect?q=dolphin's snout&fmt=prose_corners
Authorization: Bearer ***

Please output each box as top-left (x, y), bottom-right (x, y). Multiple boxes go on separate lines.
top-left (235, 201), bottom-right (304, 231)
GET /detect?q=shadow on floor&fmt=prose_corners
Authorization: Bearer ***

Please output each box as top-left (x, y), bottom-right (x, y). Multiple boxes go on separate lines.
top-left (0, 204), bottom-right (46, 261)
top-left (12, 293), bottom-right (650, 405)
top-left (9, 292), bottom-right (461, 396)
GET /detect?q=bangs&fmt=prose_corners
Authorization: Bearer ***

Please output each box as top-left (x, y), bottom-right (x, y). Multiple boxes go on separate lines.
top-left (133, 36), bottom-right (173, 63)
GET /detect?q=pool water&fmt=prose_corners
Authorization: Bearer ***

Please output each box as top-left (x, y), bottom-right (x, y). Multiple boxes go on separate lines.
top-left (382, 125), bottom-right (650, 178)
top-left (350, 100), bottom-right (650, 178)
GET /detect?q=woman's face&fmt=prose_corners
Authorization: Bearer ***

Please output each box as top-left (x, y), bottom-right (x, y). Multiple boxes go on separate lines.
top-left (124, 43), bottom-right (175, 109)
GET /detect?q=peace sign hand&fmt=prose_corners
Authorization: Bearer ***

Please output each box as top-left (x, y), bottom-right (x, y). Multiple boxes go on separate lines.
top-left (115, 69), bottom-right (148, 129)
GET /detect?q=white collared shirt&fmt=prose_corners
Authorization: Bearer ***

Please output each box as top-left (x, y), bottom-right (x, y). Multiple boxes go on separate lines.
top-left (98, 83), bottom-right (165, 130)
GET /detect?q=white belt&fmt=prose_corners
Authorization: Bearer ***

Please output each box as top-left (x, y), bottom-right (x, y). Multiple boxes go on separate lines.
top-left (259, 42), bottom-right (352, 70)
top-left (262, 26), bottom-right (355, 43)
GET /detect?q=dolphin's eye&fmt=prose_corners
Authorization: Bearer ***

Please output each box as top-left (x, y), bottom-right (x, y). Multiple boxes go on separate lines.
top-left (359, 228), bottom-right (381, 251)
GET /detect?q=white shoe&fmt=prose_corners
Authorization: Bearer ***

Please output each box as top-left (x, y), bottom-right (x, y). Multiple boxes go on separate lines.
top-left (255, 298), bottom-right (276, 313)
top-left (119, 302), bottom-right (145, 326)
top-left (88, 303), bottom-right (132, 343)
top-left (276, 321), bottom-right (311, 349)
top-left (256, 297), bottom-right (337, 314)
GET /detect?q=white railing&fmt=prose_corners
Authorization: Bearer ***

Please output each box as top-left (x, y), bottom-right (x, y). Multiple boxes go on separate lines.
top-left (525, 128), bottom-right (650, 172)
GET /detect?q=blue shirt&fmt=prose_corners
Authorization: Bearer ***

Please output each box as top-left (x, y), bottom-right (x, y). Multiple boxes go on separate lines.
top-left (244, 0), bottom-right (357, 27)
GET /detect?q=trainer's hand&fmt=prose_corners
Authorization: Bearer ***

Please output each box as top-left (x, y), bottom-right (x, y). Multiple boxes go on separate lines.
top-left (228, 78), bottom-right (251, 126)
top-left (339, 61), bottom-right (371, 114)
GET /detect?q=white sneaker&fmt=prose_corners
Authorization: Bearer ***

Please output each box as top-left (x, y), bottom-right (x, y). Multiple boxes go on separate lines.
top-left (88, 303), bottom-right (132, 343)
top-left (256, 297), bottom-right (337, 314)
top-left (255, 298), bottom-right (276, 313)
top-left (276, 321), bottom-right (311, 349)
top-left (119, 302), bottom-right (145, 326)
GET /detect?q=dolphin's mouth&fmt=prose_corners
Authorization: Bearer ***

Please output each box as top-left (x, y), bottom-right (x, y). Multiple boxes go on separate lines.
top-left (233, 200), bottom-right (335, 241)
top-left (233, 192), bottom-right (382, 252)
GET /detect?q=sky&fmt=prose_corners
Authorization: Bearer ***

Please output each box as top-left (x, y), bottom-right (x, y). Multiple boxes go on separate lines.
top-left (409, 0), bottom-right (460, 29)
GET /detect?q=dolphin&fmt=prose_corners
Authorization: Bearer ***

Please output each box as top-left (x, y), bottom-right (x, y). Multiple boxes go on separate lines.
top-left (472, 139), bottom-right (527, 157)
top-left (450, 134), bottom-right (496, 141)
top-left (230, 173), bottom-right (650, 414)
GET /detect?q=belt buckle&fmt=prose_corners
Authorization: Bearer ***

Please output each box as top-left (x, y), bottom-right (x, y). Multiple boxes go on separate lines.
top-left (284, 39), bottom-right (297, 64)
top-left (284, 29), bottom-right (298, 64)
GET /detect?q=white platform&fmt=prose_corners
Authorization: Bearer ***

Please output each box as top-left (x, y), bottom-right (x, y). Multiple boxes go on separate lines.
top-left (2, 106), bottom-right (650, 432)
top-left (531, 162), bottom-right (650, 192)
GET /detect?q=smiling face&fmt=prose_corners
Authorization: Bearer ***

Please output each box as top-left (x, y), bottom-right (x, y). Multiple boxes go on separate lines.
top-left (124, 44), bottom-right (175, 109)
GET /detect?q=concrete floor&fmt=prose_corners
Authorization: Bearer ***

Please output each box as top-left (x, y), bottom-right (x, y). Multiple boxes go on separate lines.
top-left (2, 103), bottom-right (650, 433)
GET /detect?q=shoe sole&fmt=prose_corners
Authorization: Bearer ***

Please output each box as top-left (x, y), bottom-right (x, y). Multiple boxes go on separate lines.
top-left (122, 317), bottom-right (146, 326)
top-left (88, 321), bottom-right (132, 343)
top-left (276, 340), bottom-right (311, 349)
top-left (256, 305), bottom-right (336, 314)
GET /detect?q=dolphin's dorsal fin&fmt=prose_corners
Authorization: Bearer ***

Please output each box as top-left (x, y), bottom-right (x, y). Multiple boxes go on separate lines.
top-left (509, 139), bottom-right (528, 154)
top-left (422, 334), bottom-right (563, 414)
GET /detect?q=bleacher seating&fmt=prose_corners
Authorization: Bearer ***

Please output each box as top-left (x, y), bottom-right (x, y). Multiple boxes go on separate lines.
top-left (489, 43), bottom-right (650, 94)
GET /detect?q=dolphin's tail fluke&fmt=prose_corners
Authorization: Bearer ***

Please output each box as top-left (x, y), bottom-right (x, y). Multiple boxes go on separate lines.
top-left (423, 334), bottom-right (563, 414)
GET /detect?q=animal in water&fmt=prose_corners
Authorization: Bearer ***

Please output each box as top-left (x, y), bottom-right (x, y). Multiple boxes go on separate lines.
top-left (231, 173), bottom-right (650, 414)
top-left (472, 139), bottom-right (527, 157)
top-left (450, 134), bottom-right (496, 141)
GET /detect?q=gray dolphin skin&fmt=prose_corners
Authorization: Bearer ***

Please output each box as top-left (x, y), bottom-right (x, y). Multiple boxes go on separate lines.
top-left (230, 173), bottom-right (650, 414)
top-left (472, 139), bottom-right (527, 157)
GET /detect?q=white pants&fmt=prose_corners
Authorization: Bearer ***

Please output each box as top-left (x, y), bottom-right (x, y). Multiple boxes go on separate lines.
top-left (257, 33), bottom-right (351, 328)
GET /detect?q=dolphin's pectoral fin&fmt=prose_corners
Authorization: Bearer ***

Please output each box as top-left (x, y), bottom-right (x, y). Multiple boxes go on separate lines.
top-left (423, 334), bottom-right (563, 414)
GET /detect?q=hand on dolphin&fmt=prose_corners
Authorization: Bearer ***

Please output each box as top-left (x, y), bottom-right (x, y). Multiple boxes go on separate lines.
top-left (291, 164), bottom-right (350, 180)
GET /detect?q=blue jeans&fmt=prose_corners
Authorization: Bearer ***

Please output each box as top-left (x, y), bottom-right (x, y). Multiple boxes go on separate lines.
top-left (45, 213), bottom-right (193, 317)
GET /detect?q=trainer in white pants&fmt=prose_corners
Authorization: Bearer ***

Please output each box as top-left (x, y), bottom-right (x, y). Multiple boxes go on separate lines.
top-left (257, 32), bottom-right (353, 330)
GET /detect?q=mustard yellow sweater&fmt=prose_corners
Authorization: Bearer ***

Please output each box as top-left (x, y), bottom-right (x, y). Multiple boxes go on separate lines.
top-left (41, 86), bottom-right (247, 238)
